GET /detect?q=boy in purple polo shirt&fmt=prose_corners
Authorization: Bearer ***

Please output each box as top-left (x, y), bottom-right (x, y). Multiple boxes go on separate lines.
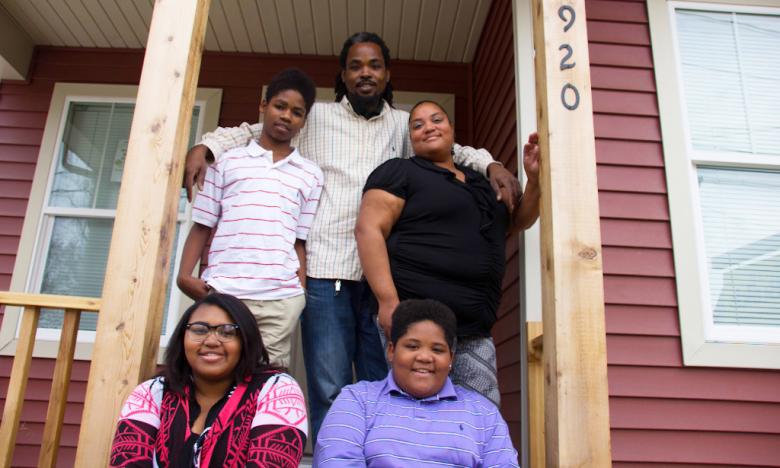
top-left (177, 68), bottom-right (323, 369)
top-left (315, 299), bottom-right (519, 466)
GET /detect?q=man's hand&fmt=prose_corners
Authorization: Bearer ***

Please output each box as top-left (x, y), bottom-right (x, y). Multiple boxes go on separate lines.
top-left (177, 274), bottom-right (209, 301)
top-left (183, 145), bottom-right (212, 202)
top-left (487, 163), bottom-right (521, 212)
top-left (523, 132), bottom-right (541, 187)
top-left (378, 298), bottom-right (400, 339)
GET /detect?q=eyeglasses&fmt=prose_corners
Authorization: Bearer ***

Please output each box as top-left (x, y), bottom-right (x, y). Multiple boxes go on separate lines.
top-left (185, 322), bottom-right (240, 342)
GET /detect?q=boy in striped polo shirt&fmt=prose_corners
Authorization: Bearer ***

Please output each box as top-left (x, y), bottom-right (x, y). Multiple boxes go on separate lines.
top-left (177, 68), bottom-right (324, 369)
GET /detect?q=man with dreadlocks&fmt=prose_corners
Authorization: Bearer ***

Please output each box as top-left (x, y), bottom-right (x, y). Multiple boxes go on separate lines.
top-left (182, 32), bottom-right (521, 442)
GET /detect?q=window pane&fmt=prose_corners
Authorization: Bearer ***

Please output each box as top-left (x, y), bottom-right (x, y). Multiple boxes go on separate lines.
top-left (39, 99), bottom-right (201, 333)
top-left (738, 13), bottom-right (780, 154)
top-left (38, 217), bottom-right (111, 330)
top-left (677, 10), bottom-right (780, 156)
top-left (49, 103), bottom-right (119, 209)
top-left (39, 217), bottom-right (181, 333)
top-left (698, 167), bottom-right (780, 327)
top-left (49, 103), bottom-right (200, 212)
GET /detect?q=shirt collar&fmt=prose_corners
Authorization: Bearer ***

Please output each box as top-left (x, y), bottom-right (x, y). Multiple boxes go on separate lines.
top-left (339, 95), bottom-right (389, 121)
top-left (411, 156), bottom-right (479, 183)
top-left (382, 371), bottom-right (459, 402)
top-left (245, 139), bottom-right (300, 164)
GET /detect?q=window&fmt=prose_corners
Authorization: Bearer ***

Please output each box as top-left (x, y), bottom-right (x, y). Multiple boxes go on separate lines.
top-left (649, 0), bottom-right (780, 368)
top-left (0, 83), bottom-right (221, 359)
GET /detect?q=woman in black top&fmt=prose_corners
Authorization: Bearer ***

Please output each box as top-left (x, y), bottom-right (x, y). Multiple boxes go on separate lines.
top-left (355, 100), bottom-right (540, 404)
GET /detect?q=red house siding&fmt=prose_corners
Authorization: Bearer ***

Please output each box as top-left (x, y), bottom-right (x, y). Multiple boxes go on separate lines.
top-left (3, 1), bottom-right (779, 465)
top-left (589, 0), bottom-right (780, 466)
top-left (470, 0), bottom-right (524, 446)
top-left (0, 47), bottom-right (473, 466)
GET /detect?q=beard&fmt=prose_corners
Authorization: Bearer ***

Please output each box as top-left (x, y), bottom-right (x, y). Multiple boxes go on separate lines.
top-left (348, 92), bottom-right (384, 119)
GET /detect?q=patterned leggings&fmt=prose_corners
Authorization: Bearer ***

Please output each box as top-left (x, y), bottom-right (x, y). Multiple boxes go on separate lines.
top-left (450, 336), bottom-right (500, 407)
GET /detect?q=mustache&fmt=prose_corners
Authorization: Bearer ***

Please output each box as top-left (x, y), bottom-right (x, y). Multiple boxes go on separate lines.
top-left (357, 79), bottom-right (376, 86)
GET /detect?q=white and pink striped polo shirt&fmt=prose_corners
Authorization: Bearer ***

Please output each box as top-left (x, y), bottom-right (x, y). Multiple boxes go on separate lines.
top-left (192, 140), bottom-right (323, 300)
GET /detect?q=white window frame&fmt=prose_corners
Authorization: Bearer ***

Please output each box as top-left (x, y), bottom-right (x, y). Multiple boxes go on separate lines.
top-left (648, 0), bottom-right (780, 368)
top-left (0, 82), bottom-right (222, 360)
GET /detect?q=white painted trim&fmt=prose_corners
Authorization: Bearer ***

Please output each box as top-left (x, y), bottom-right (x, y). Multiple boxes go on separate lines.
top-left (648, 0), bottom-right (780, 369)
top-left (690, 153), bottom-right (780, 168)
top-left (30, 208), bottom-right (118, 218)
top-left (515, 1), bottom-right (542, 325)
top-left (0, 82), bottom-right (221, 360)
top-left (514, 0), bottom-right (541, 465)
top-left (672, 0), bottom-right (780, 12)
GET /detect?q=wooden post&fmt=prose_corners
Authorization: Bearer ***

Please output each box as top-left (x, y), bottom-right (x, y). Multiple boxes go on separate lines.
top-left (530, 0), bottom-right (612, 466)
top-left (74, 0), bottom-right (211, 465)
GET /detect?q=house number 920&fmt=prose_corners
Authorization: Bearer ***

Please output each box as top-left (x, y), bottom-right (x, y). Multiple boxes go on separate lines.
top-left (558, 5), bottom-right (580, 111)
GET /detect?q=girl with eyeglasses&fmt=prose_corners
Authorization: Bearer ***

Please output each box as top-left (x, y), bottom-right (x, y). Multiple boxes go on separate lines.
top-left (110, 293), bottom-right (308, 467)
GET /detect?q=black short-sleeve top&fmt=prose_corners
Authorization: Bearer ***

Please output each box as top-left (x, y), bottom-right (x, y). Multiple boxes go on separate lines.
top-left (363, 157), bottom-right (509, 336)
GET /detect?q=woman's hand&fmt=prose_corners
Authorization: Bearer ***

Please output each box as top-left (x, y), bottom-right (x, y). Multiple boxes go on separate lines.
top-left (523, 132), bottom-right (541, 187)
top-left (507, 132), bottom-right (542, 233)
top-left (183, 145), bottom-right (213, 202)
top-left (378, 298), bottom-right (400, 339)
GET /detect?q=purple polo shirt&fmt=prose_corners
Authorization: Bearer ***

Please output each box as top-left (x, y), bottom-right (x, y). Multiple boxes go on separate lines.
top-left (314, 372), bottom-right (519, 467)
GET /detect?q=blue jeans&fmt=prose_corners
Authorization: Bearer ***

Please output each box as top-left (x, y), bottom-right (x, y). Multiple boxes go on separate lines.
top-left (301, 278), bottom-right (388, 442)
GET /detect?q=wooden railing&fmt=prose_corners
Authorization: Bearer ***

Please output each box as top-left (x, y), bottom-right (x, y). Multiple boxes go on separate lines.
top-left (0, 292), bottom-right (101, 468)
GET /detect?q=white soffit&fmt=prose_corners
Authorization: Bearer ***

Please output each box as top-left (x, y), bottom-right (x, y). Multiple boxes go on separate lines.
top-left (0, 0), bottom-right (493, 63)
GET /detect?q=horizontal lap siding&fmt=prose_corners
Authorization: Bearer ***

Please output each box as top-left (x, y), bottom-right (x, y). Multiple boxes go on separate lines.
top-left (0, 82), bottom-right (45, 292)
top-left (588, 1), bottom-right (780, 465)
top-left (471, 0), bottom-right (523, 446)
top-left (0, 47), bottom-right (471, 467)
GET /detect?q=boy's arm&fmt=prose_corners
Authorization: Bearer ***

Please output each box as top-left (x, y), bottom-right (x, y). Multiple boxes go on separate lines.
top-left (294, 239), bottom-right (307, 290)
top-left (183, 122), bottom-right (261, 201)
top-left (176, 223), bottom-right (212, 301)
top-left (179, 163), bottom-right (221, 300)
